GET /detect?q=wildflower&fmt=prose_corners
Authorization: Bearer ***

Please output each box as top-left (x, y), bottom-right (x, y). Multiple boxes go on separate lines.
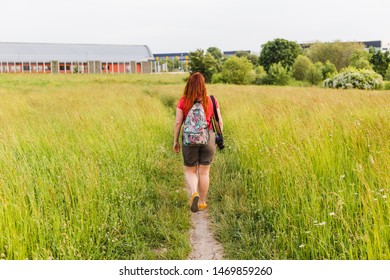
top-left (305, 231), bottom-right (311, 234)
top-left (369, 155), bottom-right (375, 164)
top-left (299, 244), bottom-right (305, 248)
top-left (340, 174), bottom-right (345, 180)
top-left (315, 222), bottom-right (326, 226)
top-left (382, 195), bottom-right (387, 199)
top-left (329, 212), bottom-right (335, 216)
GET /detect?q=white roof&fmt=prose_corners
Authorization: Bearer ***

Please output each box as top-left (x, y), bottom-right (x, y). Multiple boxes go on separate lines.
top-left (0, 42), bottom-right (154, 62)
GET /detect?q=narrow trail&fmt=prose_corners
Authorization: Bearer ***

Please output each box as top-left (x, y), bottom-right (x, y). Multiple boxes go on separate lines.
top-left (188, 209), bottom-right (224, 260)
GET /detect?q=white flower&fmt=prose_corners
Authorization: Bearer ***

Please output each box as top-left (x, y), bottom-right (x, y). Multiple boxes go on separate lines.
top-left (382, 195), bottom-right (387, 199)
top-left (299, 244), bottom-right (305, 248)
top-left (340, 174), bottom-right (345, 180)
top-left (329, 212), bottom-right (335, 216)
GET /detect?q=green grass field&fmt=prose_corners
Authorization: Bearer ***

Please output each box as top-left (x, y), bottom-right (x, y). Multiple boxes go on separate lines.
top-left (0, 74), bottom-right (389, 260)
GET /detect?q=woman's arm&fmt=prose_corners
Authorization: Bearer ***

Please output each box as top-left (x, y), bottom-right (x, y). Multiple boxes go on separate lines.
top-left (173, 108), bottom-right (184, 153)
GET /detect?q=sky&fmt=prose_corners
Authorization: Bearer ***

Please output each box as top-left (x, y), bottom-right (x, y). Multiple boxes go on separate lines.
top-left (1, 0), bottom-right (389, 54)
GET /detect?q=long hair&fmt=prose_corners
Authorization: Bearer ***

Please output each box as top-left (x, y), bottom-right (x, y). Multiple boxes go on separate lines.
top-left (182, 72), bottom-right (209, 115)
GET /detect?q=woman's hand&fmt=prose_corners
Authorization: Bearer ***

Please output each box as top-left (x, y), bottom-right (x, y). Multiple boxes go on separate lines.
top-left (173, 141), bottom-right (181, 153)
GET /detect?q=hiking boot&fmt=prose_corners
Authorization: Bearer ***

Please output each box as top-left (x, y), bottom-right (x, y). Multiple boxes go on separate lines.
top-left (190, 192), bottom-right (199, 212)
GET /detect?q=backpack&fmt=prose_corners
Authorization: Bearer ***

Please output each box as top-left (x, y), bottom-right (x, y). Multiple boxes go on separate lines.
top-left (182, 101), bottom-right (209, 146)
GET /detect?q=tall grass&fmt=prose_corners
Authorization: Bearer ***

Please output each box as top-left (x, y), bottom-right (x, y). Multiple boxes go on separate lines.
top-left (1, 74), bottom-right (389, 260)
top-left (0, 74), bottom-right (189, 260)
top-left (208, 85), bottom-right (390, 259)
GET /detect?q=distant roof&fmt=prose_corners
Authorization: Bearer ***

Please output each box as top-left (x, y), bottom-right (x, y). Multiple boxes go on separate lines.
top-left (0, 42), bottom-right (154, 62)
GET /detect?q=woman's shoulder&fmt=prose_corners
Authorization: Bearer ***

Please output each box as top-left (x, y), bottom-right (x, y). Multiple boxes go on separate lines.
top-left (177, 96), bottom-right (186, 109)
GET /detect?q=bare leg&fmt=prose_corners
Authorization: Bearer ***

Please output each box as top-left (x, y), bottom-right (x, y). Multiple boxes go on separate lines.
top-left (198, 164), bottom-right (211, 205)
top-left (184, 165), bottom-right (199, 194)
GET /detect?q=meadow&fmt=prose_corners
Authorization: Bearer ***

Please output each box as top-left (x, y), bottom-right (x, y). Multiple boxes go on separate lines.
top-left (0, 73), bottom-right (389, 260)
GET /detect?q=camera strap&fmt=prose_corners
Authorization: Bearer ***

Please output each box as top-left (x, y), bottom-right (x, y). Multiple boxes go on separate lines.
top-left (210, 95), bottom-right (222, 134)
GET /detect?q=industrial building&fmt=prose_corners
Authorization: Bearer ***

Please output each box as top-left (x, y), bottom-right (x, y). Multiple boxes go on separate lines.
top-left (0, 42), bottom-right (155, 74)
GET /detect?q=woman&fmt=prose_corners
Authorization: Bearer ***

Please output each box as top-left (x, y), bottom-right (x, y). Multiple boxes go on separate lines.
top-left (173, 72), bottom-right (223, 212)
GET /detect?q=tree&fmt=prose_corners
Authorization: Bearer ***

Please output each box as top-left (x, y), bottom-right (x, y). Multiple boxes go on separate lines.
top-left (305, 41), bottom-right (365, 71)
top-left (292, 55), bottom-right (313, 81)
top-left (385, 65), bottom-right (390, 81)
top-left (369, 47), bottom-right (390, 77)
top-left (188, 49), bottom-right (219, 83)
top-left (321, 60), bottom-right (338, 78)
top-left (304, 62), bottom-right (323, 85)
top-left (259, 38), bottom-right (302, 72)
top-left (221, 56), bottom-right (255, 85)
top-left (349, 49), bottom-right (373, 70)
top-left (207, 47), bottom-right (223, 61)
top-left (206, 47), bottom-right (223, 72)
top-left (235, 51), bottom-right (259, 67)
top-left (264, 62), bottom-right (291, 85)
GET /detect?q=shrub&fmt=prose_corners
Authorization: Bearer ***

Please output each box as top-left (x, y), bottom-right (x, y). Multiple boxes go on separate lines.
top-left (305, 63), bottom-right (323, 85)
top-left (349, 49), bottom-right (373, 70)
top-left (323, 67), bottom-right (384, 90)
top-left (385, 65), bottom-right (390, 81)
top-left (264, 62), bottom-right (291, 85)
top-left (211, 73), bottom-right (224, 84)
top-left (292, 55), bottom-right (313, 81)
top-left (349, 58), bottom-right (373, 70)
top-left (321, 60), bottom-right (338, 78)
top-left (253, 66), bottom-right (268, 85)
top-left (221, 56), bottom-right (255, 85)
top-left (369, 48), bottom-right (390, 77)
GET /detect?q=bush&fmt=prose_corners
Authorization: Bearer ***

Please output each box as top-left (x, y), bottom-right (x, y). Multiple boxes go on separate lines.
top-left (221, 56), bottom-right (255, 85)
top-left (385, 65), bottom-right (390, 81)
top-left (253, 66), bottom-right (268, 85)
top-left (321, 60), bottom-right (338, 78)
top-left (211, 73), bottom-right (224, 84)
top-left (349, 58), bottom-right (373, 70)
top-left (323, 67), bottom-right (384, 90)
top-left (292, 55), bottom-right (313, 81)
top-left (349, 49), bottom-right (373, 70)
top-left (264, 62), bottom-right (291, 85)
top-left (305, 63), bottom-right (323, 85)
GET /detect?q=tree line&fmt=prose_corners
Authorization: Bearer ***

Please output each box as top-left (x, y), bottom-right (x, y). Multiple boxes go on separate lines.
top-left (189, 38), bottom-right (390, 89)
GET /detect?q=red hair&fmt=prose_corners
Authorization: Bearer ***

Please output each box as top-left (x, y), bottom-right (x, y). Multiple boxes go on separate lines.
top-left (182, 72), bottom-right (209, 116)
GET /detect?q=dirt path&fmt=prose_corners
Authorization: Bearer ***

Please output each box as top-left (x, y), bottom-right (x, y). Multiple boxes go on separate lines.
top-left (188, 208), bottom-right (224, 260)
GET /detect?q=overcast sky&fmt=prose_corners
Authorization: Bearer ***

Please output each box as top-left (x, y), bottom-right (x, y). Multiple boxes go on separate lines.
top-left (1, 0), bottom-right (389, 53)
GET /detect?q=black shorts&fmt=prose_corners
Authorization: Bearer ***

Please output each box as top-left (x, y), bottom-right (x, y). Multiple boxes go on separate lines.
top-left (182, 132), bottom-right (216, 166)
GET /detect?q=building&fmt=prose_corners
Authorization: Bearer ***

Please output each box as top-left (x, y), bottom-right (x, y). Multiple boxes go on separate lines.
top-left (362, 40), bottom-right (390, 52)
top-left (0, 42), bottom-right (155, 74)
